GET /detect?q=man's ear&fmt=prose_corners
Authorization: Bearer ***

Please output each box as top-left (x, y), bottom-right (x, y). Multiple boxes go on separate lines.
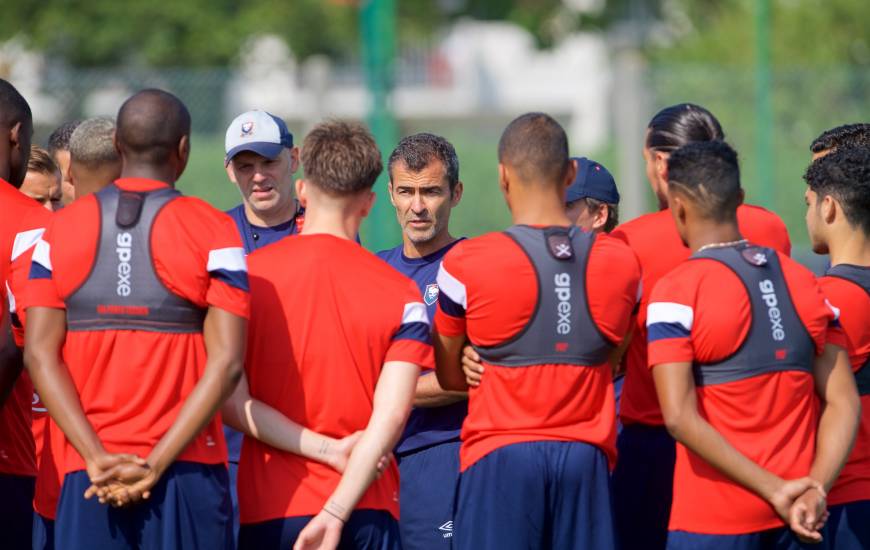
top-left (295, 178), bottom-right (307, 207)
top-left (176, 134), bottom-right (190, 177)
top-left (225, 162), bottom-right (237, 184)
top-left (360, 190), bottom-right (377, 218)
top-left (387, 180), bottom-right (397, 207)
top-left (736, 187), bottom-right (745, 206)
top-left (821, 194), bottom-right (838, 224)
top-left (498, 164), bottom-right (509, 195)
top-left (593, 203), bottom-right (608, 231)
top-left (289, 147), bottom-right (300, 173)
top-left (450, 180), bottom-right (464, 207)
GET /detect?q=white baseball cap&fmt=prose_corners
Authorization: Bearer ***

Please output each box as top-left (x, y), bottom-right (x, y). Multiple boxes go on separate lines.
top-left (224, 110), bottom-right (294, 165)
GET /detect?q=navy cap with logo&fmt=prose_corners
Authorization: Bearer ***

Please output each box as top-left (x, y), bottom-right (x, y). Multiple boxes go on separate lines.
top-left (225, 110), bottom-right (294, 165)
top-left (566, 157), bottom-right (620, 205)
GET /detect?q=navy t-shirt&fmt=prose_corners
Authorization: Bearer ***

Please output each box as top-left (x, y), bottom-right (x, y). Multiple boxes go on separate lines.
top-left (224, 202), bottom-right (304, 463)
top-left (377, 239), bottom-right (468, 455)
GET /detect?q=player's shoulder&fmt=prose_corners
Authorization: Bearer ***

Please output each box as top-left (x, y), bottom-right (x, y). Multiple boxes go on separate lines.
top-left (591, 232), bottom-right (639, 264)
top-left (611, 210), bottom-right (671, 240)
top-left (775, 251), bottom-right (817, 288)
top-left (50, 193), bottom-right (98, 228)
top-left (737, 203), bottom-right (786, 227)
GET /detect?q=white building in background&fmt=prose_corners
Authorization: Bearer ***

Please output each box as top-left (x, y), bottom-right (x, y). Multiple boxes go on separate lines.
top-left (225, 20), bottom-right (611, 151)
top-left (0, 39), bottom-right (63, 126)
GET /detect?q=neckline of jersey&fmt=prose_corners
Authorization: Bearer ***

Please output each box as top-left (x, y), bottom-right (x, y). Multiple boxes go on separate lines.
top-left (114, 177), bottom-right (172, 192)
top-left (399, 237), bottom-right (465, 265)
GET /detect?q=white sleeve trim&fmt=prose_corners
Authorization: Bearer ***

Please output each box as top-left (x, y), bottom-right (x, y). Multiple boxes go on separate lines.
top-left (436, 264), bottom-right (466, 309)
top-left (824, 298), bottom-right (841, 321)
top-left (207, 247), bottom-right (247, 273)
top-left (647, 302), bottom-right (694, 331)
top-left (32, 238), bottom-right (52, 271)
top-left (11, 228), bottom-right (45, 262)
top-left (402, 301), bottom-right (430, 326)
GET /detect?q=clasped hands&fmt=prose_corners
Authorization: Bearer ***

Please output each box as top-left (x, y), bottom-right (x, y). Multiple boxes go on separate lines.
top-left (84, 453), bottom-right (160, 508)
top-left (770, 477), bottom-right (829, 544)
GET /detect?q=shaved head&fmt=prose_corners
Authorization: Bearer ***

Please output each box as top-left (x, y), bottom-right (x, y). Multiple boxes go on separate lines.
top-left (498, 112), bottom-right (570, 185)
top-left (0, 78), bottom-right (33, 186)
top-left (116, 89), bottom-right (190, 166)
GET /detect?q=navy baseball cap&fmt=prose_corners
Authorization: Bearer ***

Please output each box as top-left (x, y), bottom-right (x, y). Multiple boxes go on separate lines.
top-left (225, 110), bottom-right (294, 165)
top-left (566, 157), bottom-right (620, 204)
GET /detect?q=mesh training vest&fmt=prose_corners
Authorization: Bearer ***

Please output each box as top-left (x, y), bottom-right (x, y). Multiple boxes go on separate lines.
top-left (66, 183), bottom-right (206, 333)
top-left (472, 225), bottom-right (613, 367)
top-left (690, 244), bottom-right (815, 386)
top-left (826, 264), bottom-right (870, 396)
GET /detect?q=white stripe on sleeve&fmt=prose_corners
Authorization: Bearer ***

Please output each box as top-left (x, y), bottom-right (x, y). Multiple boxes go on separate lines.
top-left (436, 264), bottom-right (467, 309)
top-left (32, 239), bottom-right (52, 271)
top-left (646, 302), bottom-right (694, 331)
top-left (11, 228), bottom-right (45, 262)
top-left (207, 247), bottom-right (247, 273)
top-left (402, 301), bottom-right (430, 326)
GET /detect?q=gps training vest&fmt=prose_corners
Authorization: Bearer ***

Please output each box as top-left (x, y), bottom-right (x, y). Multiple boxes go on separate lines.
top-left (690, 244), bottom-right (814, 386)
top-left (66, 183), bottom-right (206, 333)
top-left (472, 225), bottom-right (612, 367)
top-left (826, 264), bottom-right (870, 396)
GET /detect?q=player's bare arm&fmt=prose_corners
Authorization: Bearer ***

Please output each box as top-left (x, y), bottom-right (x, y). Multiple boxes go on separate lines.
top-left (24, 307), bottom-right (146, 489)
top-left (294, 360), bottom-right (419, 550)
top-left (652, 360), bottom-right (826, 539)
top-left (223, 372), bottom-right (371, 473)
top-left (433, 330), bottom-right (468, 391)
top-left (413, 371), bottom-right (466, 407)
top-left (116, 307), bottom-right (245, 502)
top-left (0, 309), bottom-right (23, 406)
top-left (790, 343), bottom-right (861, 538)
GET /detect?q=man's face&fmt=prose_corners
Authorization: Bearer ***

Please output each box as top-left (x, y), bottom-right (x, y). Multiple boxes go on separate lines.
top-left (53, 150), bottom-right (75, 206)
top-left (566, 199), bottom-right (608, 233)
top-left (20, 169), bottom-right (62, 211)
top-left (804, 188), bottom-right (829, 254)
top-left (389, 160), bottom-right (460, 245)
top-left (228, 148), bottom-right (298, 217)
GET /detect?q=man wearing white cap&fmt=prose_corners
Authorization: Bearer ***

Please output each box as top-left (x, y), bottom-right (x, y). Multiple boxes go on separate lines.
top-left (224, 110), bottom-right (304, 252)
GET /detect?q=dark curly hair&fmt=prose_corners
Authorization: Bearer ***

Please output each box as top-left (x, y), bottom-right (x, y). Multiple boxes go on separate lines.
top-left (810, 123), bottom-right (870, 155)
top-left (804, 146), bottom-right (870, 235)
top-left (388, 133), bottom-right (459, 192)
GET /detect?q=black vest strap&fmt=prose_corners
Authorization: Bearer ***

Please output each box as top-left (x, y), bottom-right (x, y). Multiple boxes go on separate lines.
top-left (472, 225), bottom-right (612, 368)
top-left (826, 264), bottom-right (870, 396)
top-left (690, 244), bottom-right (815, 386)
top-left (66, 183), bottom-right (206, 333)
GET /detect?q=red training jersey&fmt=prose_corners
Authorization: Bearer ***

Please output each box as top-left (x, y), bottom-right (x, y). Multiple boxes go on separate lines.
top-left (818, 271), bottom-right (870, 506)
top-left (0, 179), bottom-right (51, 477)
top-left (646, 251), bottom-right (844, 534)
top-left (435, 230), bottom-right (640, 472)
top-left (612, 204), bottom-right (791, 427)
top-left (238, 234), bottom-right (434, 525)
top-left (21, 178), bottom-right (250, 474)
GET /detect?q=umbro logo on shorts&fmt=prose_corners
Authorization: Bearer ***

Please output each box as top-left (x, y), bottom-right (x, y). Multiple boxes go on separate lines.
top-left (438, 521), bottom-right (453, 538)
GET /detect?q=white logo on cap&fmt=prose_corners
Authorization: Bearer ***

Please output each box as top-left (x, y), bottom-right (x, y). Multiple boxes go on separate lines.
top-left (241, 121), bottom-right (254, 136)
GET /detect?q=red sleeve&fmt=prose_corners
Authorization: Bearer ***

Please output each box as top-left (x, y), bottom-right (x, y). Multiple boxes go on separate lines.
top-left (819, 276), bottom-right (870, 370)
top-left (152, 198), bottom-right (250, 320)
top-left (434, 244), bottom-right (467, 337)
top-left (385, 280), bottom-right (435, 369)
top-left (20, 219), bottom-right (64, 312)
top-left (586, 234), bottom-right (640, 344)
top-left (781, 256), bottom-right (839, 356)
top-left (7, 208), bottom-right (52, 345)
top-left (646, 266), bottom-right (697, 367)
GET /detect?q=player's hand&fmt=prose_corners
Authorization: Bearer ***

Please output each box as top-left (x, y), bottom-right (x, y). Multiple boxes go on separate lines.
top-left (461, 345), bottom-right (484, 387)
top-left (768, 477), bottom-right (825, 525)
top-left (374, 453), bottom-right (392, 479)
top-left (788, 486), bottom-right (828, 544)
top-left (293, 509), bottom-right (345, 550)
top-left (85, 459), bottom-right (153, 506)
top-left (117, 465), bottom-right (161, 504)
top-left (326, 432), bottom-right (363, 473)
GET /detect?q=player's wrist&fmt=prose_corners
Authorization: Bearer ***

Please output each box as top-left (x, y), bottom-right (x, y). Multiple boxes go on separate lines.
top-left (322, 500), bottom-right (349, 523)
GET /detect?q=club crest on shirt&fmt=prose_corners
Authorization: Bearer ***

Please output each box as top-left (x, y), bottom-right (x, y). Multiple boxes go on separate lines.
top-left (241, 121), bottom-right (254, 136)
top-left (424, 283), bottom-right (439, 306)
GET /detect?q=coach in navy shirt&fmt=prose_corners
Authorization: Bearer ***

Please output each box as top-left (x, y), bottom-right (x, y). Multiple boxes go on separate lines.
top-left (377, 133), bottom-right (466, 549)
top-left (222, 109), bottom-right (302, 538)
